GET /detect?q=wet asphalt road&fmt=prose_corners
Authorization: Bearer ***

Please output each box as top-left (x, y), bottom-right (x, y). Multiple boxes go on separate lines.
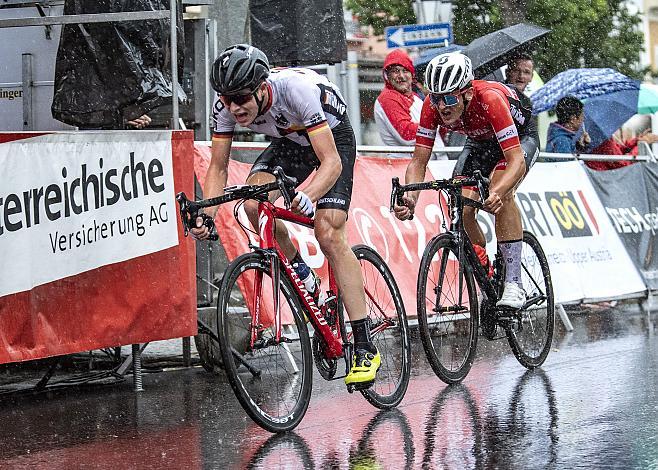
top-left (0, 306), bottom-right (656, 469)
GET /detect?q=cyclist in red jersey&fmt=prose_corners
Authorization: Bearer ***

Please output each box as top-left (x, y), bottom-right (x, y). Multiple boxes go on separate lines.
top-left (393, 52), bottom-right (539, 309)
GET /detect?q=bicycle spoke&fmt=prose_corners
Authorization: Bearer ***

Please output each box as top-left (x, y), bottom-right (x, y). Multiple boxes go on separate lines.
top-left (506, 233), bottom-right (555, 368)
top-left (217, 253), bottom-right (312, 432)
top-left (418, 235), bottom-right (477, 384)
top-left (354, 245), bottom-right (410, 408)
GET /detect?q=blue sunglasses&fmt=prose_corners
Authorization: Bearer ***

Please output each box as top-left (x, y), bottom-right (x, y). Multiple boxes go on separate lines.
top-left (430, 92), bottom-right (461, 107)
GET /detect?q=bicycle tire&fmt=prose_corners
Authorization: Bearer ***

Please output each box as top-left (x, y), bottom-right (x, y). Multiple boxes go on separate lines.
top-left (216, 252), bottom-right (313, 433)
top-left (505, 231), bottom-right (555, 368)
top-left (353, 245), bottom-right (411, 409)
top-left (417, 233), bottom-right (479, 384)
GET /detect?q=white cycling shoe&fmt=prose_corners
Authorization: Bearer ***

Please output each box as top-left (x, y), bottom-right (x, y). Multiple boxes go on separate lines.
top-left (496, 282), bottom-right (526, 309)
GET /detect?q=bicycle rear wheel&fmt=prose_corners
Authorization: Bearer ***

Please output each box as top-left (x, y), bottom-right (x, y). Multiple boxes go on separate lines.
top-left (417, 234), bottom-right (479, 384)
top-left (353, 245), bottom-right (410, 409)
top-left (505, 231), bottom-right (555, 368)
top-left (216, 252), bottom-right (313, 433)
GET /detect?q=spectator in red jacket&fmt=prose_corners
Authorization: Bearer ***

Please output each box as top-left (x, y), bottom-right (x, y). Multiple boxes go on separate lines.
top-left (586, 129), bottom-right (658, 170)
top-left (374, 49), bottom-right (445, 154)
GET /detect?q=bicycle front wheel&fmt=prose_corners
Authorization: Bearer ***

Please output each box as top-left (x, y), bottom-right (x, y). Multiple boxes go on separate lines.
top-left (216, 252), bottom-right (313, 433)
top-left (353, 245), bottom-right (410, 409)
top-left (417, 234), bottom-right (479, 384)
top-left (505, 231), bottom-right (555, 368)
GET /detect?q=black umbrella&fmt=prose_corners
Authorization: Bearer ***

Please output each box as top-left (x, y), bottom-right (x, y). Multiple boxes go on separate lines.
top-left (463, 23), bottom-right (551, 79)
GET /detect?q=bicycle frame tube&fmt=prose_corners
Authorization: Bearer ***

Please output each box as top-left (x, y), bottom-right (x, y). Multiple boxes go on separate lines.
top-left (447, 189), bottom-right (498, 301)
top-left (255, 201), bottom-right (344, 358)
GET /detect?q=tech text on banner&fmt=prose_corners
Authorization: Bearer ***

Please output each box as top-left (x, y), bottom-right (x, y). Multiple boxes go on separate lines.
top-left (586, 162), bottom-right (658, 291)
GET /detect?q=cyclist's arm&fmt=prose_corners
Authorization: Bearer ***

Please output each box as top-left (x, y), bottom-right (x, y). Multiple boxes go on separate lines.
top-left (404, 97), bottom-right (439, 204)
top-left (203, 95), bottom-right (236, 218)
top-left (289, 79), bottom-right (344, 203)
top-left (203, 136), bottom-right (233, 218)
top-left (481, 89), bottom-right (527, 198)
top-left (305, 124), bottom-right (342, 202)
top-left (404, 144), bottom-right (433, 203)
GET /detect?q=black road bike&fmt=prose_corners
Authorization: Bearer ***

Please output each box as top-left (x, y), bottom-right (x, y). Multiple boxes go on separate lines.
top-left (390, 172), bottom-right (555, 384)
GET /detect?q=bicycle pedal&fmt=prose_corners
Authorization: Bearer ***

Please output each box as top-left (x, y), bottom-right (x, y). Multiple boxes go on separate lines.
top-left (347, 380), bottom-right (374, 392)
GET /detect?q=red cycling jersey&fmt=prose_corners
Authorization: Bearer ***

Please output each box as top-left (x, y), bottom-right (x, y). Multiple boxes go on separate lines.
top-left (416, 80), bottom-right (532, 152)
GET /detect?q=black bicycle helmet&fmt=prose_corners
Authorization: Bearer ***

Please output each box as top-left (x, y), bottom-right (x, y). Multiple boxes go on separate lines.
top-left (210, 44), bottom-right (270, 95)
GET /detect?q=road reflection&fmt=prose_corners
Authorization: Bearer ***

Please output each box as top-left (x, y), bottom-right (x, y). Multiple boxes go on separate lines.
top-left (349, 408), bottom-right (416, 470)
top-left (246, 432), bottom-right (314, 469)
top-left (422, 384), bottom-right (483, 469)
top-left (481, 368), bottom-right (558, 469)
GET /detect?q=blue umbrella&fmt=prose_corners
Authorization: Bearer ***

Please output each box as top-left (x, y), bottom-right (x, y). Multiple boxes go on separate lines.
top-left (583, 86), bottom-right (641, 149)
top-left (531, 68), bottom-right (639, 114)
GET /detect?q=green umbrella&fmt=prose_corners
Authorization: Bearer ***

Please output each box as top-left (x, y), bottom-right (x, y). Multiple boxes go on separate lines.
top-left (638, 83), bottom-right (658, 114)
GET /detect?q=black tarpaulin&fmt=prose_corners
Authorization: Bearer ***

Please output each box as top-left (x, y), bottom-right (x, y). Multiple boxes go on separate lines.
top-left (249, 0), bottom-right (347, 66)
top-left (51, 0), bottom-right (185, 129)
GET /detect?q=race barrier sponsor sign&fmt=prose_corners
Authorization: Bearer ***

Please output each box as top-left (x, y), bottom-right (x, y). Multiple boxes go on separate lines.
top-left (0, 131), bottom-right (197, 363)
top-left (195, 145), bottom-right (646, 324)
top-left (586, 162), bottom-right (658, 291)
top-left (428, 160), bottom-right (645, 303)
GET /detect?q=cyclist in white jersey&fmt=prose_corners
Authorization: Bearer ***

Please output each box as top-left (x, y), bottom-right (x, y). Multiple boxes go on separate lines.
top-left (192, 44), bottom-right (380, 387)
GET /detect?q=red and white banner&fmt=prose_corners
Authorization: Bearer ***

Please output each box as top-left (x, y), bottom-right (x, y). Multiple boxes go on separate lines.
top-left (0, 131), bottom-right (197, 364)
top-left (196, 144), bottom-right (646, 318)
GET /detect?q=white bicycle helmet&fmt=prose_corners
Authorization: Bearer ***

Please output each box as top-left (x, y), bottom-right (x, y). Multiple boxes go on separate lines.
top-left (424, 52), bottom-right (474, 94)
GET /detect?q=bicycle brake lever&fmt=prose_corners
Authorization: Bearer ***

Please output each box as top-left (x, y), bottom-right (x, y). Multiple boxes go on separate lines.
top-left (273, 166), bottom-right (297, 209)
top-left (176, 192), bottom-right (193, 236)
top-left (473, 170), bottom-right (490, 202)
top-left (201, 213), bottom-right (219, 241)
top-left (390, 177), bottom-right (400, 212)
top-left (390, 177), bottom-right (414, 220)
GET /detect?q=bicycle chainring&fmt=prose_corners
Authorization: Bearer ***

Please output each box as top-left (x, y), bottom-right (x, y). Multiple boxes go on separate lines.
top-left (312, 334), bottom-right (337, 380)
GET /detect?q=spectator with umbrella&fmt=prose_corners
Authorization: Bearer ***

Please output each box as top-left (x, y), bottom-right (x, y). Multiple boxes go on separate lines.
top-left (505, 53), bottom-right (534, 95)
top-left (546, 96), bottom-right (591, 153)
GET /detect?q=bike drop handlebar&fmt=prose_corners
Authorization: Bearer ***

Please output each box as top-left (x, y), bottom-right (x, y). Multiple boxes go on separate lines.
top-left (390, 170), bottom-right (490, 220)
top-left (176, 166), bottom-right (298, 241)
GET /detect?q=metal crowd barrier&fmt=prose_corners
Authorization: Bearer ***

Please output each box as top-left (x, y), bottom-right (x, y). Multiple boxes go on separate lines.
top-left (225, 141), bottom-right (658, 163)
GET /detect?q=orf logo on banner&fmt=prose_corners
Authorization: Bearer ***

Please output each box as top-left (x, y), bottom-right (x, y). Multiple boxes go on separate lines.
top-left (545, 191), bottom-right (595, 238)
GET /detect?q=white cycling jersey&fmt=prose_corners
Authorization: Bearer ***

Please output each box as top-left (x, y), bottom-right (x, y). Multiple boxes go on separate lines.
top-left (212, 67), bottom-right (348, 147)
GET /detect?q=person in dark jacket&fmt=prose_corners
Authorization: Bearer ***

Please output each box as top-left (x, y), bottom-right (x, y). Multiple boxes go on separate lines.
top-left (546, 96), bottom-right (590, 153)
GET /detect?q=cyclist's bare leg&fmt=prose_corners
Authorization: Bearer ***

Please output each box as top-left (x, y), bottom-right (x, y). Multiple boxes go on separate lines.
top-left (461, 188), bottom-right (486, 246)
top-left (314, 207), bottom-right (366, 321)
top-left (490, 169), bottom-right (523, 241)
top-left (243, 171), bottom-right (298, 261)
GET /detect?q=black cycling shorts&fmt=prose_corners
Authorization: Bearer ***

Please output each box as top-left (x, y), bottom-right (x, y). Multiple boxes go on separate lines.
top-left (250, 118), bottom-right (356, 212)
top-left (452, 133), bottom-right (540, 179)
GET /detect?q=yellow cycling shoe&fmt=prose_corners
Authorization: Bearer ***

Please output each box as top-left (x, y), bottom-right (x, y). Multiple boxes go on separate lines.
top-left (345, 348), bottom-right (381, 387)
